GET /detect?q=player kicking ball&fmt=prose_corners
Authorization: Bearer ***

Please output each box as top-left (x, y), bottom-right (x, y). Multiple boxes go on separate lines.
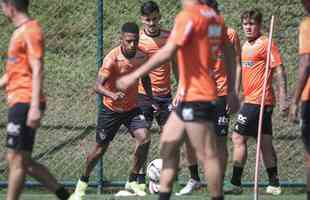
top-left (116, 1), bottom-right (239, 200)
top-left (70, 22), bottom-right (152, 199)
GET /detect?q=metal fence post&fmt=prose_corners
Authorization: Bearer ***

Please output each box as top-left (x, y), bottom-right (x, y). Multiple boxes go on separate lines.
top-left (96, 0), bottom-right (104, 194)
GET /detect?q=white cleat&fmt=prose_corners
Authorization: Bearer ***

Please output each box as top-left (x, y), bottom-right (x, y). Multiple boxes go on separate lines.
top-left (176, 179), bottom-right (202, 196)
top-left (266, 185), bottom-right (282, 195)
top-left (69, 179), bottom-right (88, 200)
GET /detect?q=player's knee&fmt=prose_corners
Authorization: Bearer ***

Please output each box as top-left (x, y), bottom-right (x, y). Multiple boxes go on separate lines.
top-left (6, 152), bottom-right (28, 170)
top-left (135, 129), bottom-right (151, 144)
top-left (232, 132), bottom-right (246, 147)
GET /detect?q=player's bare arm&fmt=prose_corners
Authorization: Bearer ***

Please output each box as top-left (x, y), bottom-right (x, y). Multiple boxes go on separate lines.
top-left (223, 41), bottom-right (239, 113)
top-left (94, 74), bottom-right (125, 100)
top-left (117, 42), bottom-right (177, 91)
top-left (290, 54), bottom-right (310, 122)
top-left (275, 64), bottom-right (288, 116)
top-left (28, 57), bottom-right (43, 128)
top-left (141, 74), bottom-right (154, 98)
top-left (141, 74), bottom-right (160, 111)
top-left (234, 40), bottom-right (242, 97)
top-left (0, 73), bottom-right (8, 89)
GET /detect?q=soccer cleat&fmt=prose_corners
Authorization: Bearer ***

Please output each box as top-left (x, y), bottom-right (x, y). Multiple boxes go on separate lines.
top-left (70, 179), bottom-right (88, 200)
top-left (175, 178), bottom-right (202, 196)
top-left (266, 185), bottom-right (282, 195)
top-left (223, 181), bottom-right (243, 194)
top-left (125, 181), bottom-right (147, 196)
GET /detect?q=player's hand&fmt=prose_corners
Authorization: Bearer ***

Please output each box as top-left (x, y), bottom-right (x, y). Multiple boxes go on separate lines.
top-left (27, 106), bottom-right (42, 128)
top-left (111, 92), bottom-right (125, 100)
top-left (226, 92), bottom-right (240, 114)
top-left (288, 103), bottom-right (299, 124)
top-left (116, 74), bottom-right (138, 91)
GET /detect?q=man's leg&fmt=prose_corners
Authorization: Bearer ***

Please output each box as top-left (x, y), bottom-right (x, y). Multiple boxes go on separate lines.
top-left (124, 108), bottom-right (151, 196)
top-left (186, 121), bottom-right (223, 200)
top-left (176, 139), bottom-right (202, 196)
top-left (73, 107), bottom-right (120, 199)
top-left (306, 152), bottom-right (310, 200)
top-left (6, 150), bottom-right (26, 200)
top-left (225, 132), bottom-right (247, 194)
top-left (217, 136), bottom-right (228, 179)
top-left (261, 134), bottom-right (281, 195)
top-left (158, 111), bottom-right (186, 200)
top-left (125, 128), bottom-right (151, 196)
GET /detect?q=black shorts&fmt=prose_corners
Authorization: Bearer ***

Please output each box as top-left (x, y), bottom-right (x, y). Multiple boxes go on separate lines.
top-left (301, 101), bottom-right (310, 153)
top-left (215, 96), bottom-right (229, 136)
top-left (96, 105), bottom-right (148, 145)
top-left (6, 103), bottom-right (46, 152)
top-left (137, 94), bottom-right (172, 128)
top-left (234, 103), bottom-right (273, 137)
top-left (175, 101), bottom-right (216, 122)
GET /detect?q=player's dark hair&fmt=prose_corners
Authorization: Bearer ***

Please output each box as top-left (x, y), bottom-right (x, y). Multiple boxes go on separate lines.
top-left (121, 22), bottom-right (139, 34)
top-left (140, 1), bottom-right (160, 16)
top-left (241, 9), bottom-right (263, 24)
top-left (200, 0), bottom-right (218, 12)
top-left (2, 0), bottom-right (29, 13)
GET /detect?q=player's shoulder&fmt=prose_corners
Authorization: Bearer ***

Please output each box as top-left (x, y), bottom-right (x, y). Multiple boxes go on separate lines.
top-left (104, 46), bottom-right (120, 63)
top-left (24, 20), bottom-right (43, 34)
top-left (300, 17), bottom-right (310, 30)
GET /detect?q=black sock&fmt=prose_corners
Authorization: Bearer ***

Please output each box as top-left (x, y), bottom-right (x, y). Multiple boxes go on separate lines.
top-left (80, 175), bottom-right (89, 183)
top-left (55, 186), bottom-right (71, 200)
top-left (307, 191), bottom-right (310, 200)
top-left (188, 164), bottom-right (200, 181)
top-left (266, 167), bottom-right (280, 187)
top-left (129, 172), bottom-right (138, 182)
top-left (137, 173), bottom-right (146, 184)
top-left (158, 192), bottom-right (171, 200)
top-left (212, 196), bottom-right (224, 200)
top-left (231, 166), bottom-right (243, 186)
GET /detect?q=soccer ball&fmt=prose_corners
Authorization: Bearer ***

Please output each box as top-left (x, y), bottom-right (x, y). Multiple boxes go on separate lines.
top-left (146, 158), bottom-right (162, 194)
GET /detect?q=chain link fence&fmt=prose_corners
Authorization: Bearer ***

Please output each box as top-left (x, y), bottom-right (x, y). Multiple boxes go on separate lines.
top-left (0, 0), bottom-right (306, 190)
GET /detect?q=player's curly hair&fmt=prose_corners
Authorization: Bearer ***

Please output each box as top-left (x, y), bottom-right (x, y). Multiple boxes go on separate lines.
top-left (2, 0), bottom-right (29, 13)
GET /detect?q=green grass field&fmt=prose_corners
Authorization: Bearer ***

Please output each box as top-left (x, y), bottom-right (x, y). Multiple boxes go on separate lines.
top-left (0, 187), bottom-right (307, 200)
top-left (0, 193), bottom-right (306, 200)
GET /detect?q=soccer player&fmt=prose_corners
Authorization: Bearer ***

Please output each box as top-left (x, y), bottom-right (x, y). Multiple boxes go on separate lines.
top-left (176, 0), bottom-right (242, 196)
top-left (116, 1), bottom-right (239, 200)
top-left (289, 0), bottom-right (310, 199)
top-left (70, 23), bottom-right (151, 199)
top-left (137, 1), bottom-right (176, 132)
top-left (0, 0), bottom-right (71, 200)
top-left (224, 9), bottom-right (288, 195)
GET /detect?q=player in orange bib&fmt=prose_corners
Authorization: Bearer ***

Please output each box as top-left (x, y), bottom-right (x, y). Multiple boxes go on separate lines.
top-left (137, 1), bottom-right (177, 132)
top-left (224, 9), bottom-right (288, 195)
top-left (0, 0), bottom-right (72, 200)
top-left (70, 23), bottom-right (152, 199)
top-left (176, 0), bottom-right (242, 196)
top-left (289, 1), bottom-right (310, 199)
top-left (117, 1), bottom-right (239, 200)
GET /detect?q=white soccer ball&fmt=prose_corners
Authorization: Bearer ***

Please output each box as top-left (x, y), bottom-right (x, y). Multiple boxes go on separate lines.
top-left (146, 159), bottom-right (162, 194)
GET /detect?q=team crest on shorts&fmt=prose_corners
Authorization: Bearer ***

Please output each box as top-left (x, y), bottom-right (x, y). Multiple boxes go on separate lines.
top-left (182, 108), bottom-right (194, 121)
